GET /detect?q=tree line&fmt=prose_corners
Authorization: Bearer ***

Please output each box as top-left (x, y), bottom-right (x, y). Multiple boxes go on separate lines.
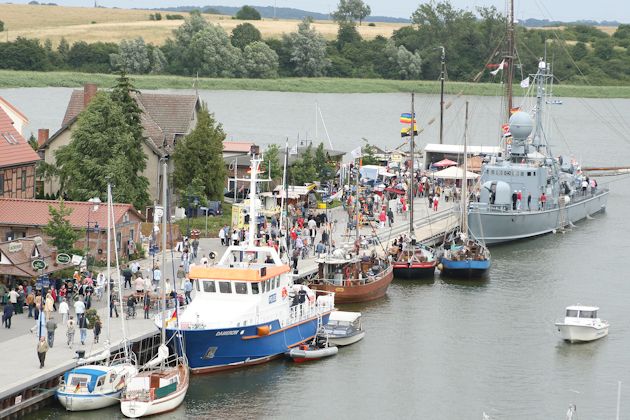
top-left (2, 2), bottom-right (630, 84)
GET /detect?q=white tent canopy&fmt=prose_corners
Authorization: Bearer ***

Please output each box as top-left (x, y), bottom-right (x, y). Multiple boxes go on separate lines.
top-left (432, 166), bottom-right (479, 180)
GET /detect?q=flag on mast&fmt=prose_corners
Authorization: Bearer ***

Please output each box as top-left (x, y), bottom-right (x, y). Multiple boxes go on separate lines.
top-left (490, 59), bottom-right (505, 76)
top-left (520, 77), bottom-right (530, 88)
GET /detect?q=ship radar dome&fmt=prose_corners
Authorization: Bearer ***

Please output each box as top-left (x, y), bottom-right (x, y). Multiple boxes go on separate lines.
top-left (509, 111), bottom-right (533, 140)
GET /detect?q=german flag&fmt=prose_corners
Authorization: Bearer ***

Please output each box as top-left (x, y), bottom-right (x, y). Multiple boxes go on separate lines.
top-left (401, 125), bottom-right (418, 138)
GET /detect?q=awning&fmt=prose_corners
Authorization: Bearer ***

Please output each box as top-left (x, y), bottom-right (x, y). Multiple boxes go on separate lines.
top-left (433, 159), bottom-right (458, 168)
top-left (432, 166), bottom-right (479, 180)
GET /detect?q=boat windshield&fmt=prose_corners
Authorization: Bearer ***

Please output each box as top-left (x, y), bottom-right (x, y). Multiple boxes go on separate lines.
top-left (566, 309), bottom-right (578, 317)
top-left (579, 310), bottom-right (597, 319)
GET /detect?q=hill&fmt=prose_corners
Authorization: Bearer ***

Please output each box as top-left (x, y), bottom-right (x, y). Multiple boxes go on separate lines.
top-left (0, 3), bottom-right (407, 46)
top-left (156, 4), bottom-right (410, 23)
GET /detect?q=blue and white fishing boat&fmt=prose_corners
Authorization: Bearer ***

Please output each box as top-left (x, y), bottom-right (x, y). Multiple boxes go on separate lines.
top-left (161, 147), bottom-right (335, 373)
top-left (440, 102), bottom-right (491, 278)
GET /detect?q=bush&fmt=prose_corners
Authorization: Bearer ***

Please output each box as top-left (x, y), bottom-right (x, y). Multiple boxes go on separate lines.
top-left (368, 22), bottom-right (375, 27)
top-left (0, 20), bottom-right (4, 32)
top-left (165, 14), bottom-right (185, 20)
top-left (155, 12), bottom-right (162, 21)
top-left (235, 5), bottom-right (261, 20)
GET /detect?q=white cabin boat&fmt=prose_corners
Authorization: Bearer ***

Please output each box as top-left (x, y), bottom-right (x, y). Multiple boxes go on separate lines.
top-left (322, 311), bottom-right (365, 346)
top-left (555, 305), bottom-right (609, 343)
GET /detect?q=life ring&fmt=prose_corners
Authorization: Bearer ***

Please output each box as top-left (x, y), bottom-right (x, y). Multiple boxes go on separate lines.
top-left (344, 266), bottom-right (351, 279)
top-left (281, 287), bottom-right (288, 299)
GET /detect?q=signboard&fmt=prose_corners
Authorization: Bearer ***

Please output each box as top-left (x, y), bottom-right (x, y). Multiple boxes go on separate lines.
top-left (268, 293), bottom-right (277, 304)
top-left (149, 245), bottom-right (159, 257)
top-left (31, 259), bottom-right (46, 270)
top-left (36, 275), bottom-right (50, 290)
top-left (56, 253), bottom-right (71, 264)
top-left (7, 242), bottom-right (22, 253)
top-left (71, 255), bottom-right (84, 266)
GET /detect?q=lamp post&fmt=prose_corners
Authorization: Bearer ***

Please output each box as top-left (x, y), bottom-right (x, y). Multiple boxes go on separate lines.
top-left (85, 197), bottom-right (101, 273)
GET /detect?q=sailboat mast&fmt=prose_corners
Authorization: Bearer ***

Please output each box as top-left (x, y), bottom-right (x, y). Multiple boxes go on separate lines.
top-left (355, 157), bottom-right (360, 243)
top-left (505, 0), bottom-right (515, 119)
top-left (248, 151), bottom-right (260, 248)
top-left (160, 160), bottom-right (167, 346)
top-left (439, 46), bottom-right (445, 145)
top-left (280, 140), bottom-right (289, 256)
top-left (409, 92), bottom-right (415, 236)
top-left (462, 102), bottom-right (469, 235)
top-left (106, 183), bottom-right (111, 345)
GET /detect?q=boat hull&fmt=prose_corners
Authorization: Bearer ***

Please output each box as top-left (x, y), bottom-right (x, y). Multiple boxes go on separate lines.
top-left (121, 382), bottom-right (188, 418)
top-left (310, 267), bottom-right (393, 304)
top-left (440, 258), bottom-right (491, 278)
top-left (329, 331), bottom-right (366, 346)
top-left (555, 323), bottom-right (609, 343)
top-left (57, 390), bottom-right (121, 411)
top-left (468, 190), bottom-right (608, 244)
top-left (393, 262), bottom-right (436, 279)
top-left (165, 312), bottom-right (331, 374)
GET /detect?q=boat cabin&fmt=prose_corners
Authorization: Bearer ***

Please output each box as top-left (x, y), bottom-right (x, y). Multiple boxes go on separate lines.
top-left (565, 305), bottom-right (599, 320)
top-left (315, 255), bottom-right (388, 287)
top-left (62, 367), bottom-right (110, 394)
top-left (327, 311), bottom-right (362, 329)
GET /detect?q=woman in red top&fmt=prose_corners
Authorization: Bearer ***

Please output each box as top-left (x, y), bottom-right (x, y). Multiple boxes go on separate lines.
top-left (379, 210), bottom-right (387, 228)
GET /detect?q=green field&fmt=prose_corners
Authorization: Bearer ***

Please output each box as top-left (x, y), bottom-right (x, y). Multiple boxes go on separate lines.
top-left (1, 70), bottom-right (630, 98)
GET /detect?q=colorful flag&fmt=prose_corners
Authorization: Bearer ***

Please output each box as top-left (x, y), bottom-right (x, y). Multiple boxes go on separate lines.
top-left (400, 112), bottom-right (416, 124)
top-left (490, 59), bottom-right (505, 76)
top-left (401, 125), bottom-right (418, 137)
top-left (520, 77), bottom-right (530, 88)
top-left (168, 309), bottom-right (178, 325)
top-left (350, 146), bottom-right (362, 159)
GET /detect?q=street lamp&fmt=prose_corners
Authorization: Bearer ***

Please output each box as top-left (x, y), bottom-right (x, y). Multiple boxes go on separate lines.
top-left (86, 197), bottom-right (101, 273)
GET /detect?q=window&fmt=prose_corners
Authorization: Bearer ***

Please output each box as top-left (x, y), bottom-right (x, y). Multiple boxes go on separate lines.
top-left (566, 309), bottom-right (578, 317)
top-left (580, 311), bottom-right (595, 319)
top-left (129, 229), bottom-right (135, 241)
top-left (251, 282), bottom-right (259, 294)
top-left (21, 170), bottom-right (26, 192)
top-left (203, 281), bottom-right (216, 293)
top-left (0, 173), bottom-right (3, 195)
top-left (218, 281), bottom-right (232, 293)
top-left (234, 282), bottom-right (248, 294)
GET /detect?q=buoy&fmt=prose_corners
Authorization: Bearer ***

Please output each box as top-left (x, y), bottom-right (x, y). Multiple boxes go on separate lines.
top-left (437, 263), bottom-right (443, 271)
top-left (257, 325), bottom-right (271, 336)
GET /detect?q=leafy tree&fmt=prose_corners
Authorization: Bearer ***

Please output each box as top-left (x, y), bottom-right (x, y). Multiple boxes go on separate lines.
top-left (187, 25), bottom-right (243, 77)
top-left (314, 143), bottom-right (335, 181)
top-left (57, 37), bottom-right (70, 64)
top-left (572, 42), bottom-right (588, 61)
top-left (54, 93), bottom-right (149, 208)
top-left (361, 143), bottom-right (378, 165)
top-left (263, 144), bottom-right (283, 183)
top-left (593, 38), bottom-right (615, 60)
top-left (110, 37), bottom-right (150, 73)
top-left (290, 144), bottom-right (317, 185)
top-left (28, 134), bottom-right (38, 151)
top-left (243, 41), bottom-right (279, 78)
top-left (283, 18), bottom-right (330, 77)
top-left (332, 0), bottom-right (371, 26)
top-left (67, 41), bottom-right (119, 73)
top-left (231, 22), bottom-right (262, 49)
top-left (0, 20), bottom-right (4, 32)
top-left (336, 22), bottom-right (362, 50)
top-left (149, 47), bottom-right (167, 74)
top-left (173, 103), bottom-right (226, 201)
top-left (384, 39), bottom-right (422, 79)
top-left (181, 177), bottom-right (208, 211)
top-left (43, 199), bottom-right (80, 254)
top-left (163, 12), bottom-right (208, 74)
top-left (0, 37), bottom-right (47, 70)
top-left (235, 5), bottom-right (261, 20)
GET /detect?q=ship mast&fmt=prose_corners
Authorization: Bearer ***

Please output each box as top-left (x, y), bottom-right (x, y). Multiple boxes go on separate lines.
top-left (505, 0), bottom-right (515, 120)
top-left (438, 46), bottom-right (445, 145)
top-left (462, 102), bottom-right (469, 236)
top-left (409, 92), bottom-right (415, 237)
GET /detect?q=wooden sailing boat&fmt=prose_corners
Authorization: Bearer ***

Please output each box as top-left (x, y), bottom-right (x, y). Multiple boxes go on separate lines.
top-left (392, 92), bottom-right (437, 279)
top-left (120, 160), bottom-right (189, 418)
top-left (56, 183), bottom-right (138, 411)
top-left (439, 102), bottom-right (491, 278)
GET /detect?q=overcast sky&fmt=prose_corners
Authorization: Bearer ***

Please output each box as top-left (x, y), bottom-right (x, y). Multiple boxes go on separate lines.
top-left (5, 0), bottom-right (629, 22)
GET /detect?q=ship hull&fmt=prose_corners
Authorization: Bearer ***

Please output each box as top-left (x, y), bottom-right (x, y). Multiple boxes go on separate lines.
top-left (468, 190), bottom-right (608, 244)
top-left (165, 312), bottom-right (331, 374)
top-left (440, 258), bottom-right (491, 278)
top-left (310, 267), bottom-right (393, 304)
top-left (392, 262), bottom-right (436, 279)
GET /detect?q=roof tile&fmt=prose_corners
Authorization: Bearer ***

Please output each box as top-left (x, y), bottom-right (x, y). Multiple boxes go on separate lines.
top-left (0, 107), bottom-right (40, 168)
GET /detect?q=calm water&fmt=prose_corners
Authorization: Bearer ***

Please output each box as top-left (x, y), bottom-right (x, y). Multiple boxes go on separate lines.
top-left (5, 88), bottom-right (630, 419)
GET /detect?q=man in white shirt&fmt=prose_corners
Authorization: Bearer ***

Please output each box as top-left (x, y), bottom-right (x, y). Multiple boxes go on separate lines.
top-left (8, 288), bottom-right (19, 312)
top-left (73, 298), bottom-right (86, 323)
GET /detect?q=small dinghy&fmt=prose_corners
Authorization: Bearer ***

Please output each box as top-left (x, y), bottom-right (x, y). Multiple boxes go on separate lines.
top-left (555, 305), bottom-right (609, 343)
top-left (321, 311), bottom-right (365, 346)
top-left (286, 333), bottom-right (338, 363)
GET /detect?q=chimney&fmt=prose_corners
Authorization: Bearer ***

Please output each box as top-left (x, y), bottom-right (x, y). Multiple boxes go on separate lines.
top-left (83, 83), bottom-right (98, 108)
top-left (37, 128), bottom-right (49, 148)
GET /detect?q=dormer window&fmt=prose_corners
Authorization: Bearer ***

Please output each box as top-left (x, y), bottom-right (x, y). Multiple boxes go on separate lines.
top-left (1, 133), bottom-right (18, 144)
top-left (123, 212), bottom-right (129, 223)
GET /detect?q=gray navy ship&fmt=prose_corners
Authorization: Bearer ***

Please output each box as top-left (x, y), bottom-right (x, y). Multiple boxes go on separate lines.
top-left (467, 60), bottom-right (609, 244)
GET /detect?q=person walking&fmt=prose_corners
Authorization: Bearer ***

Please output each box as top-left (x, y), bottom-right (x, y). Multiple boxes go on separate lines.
top-left (44, 292), bottom-right (54, 321)
top-left (122, 265), bottom-right (133, 289)
top-left (3, 303), bottom-right (13, 328)
top-left (45, 316), bottom-right (57, 348)
top-left (184, 278), bottom-right (192, 304)
top-left (34, 292), bottom-right (42, 320)
top-left (8, 288), bottom-right (19, 314)
top-left (379, 209), bottom-right (387, 229)
top-left (37, 336), bottom-right (49, 369)
top-left (387, 208), bottom-right (394, 227)
top-left (74, 297), bottom-right (85, 324)
top-left (26, 291), bottom-right (35, 318)
top-left (109, 292), bottom-right (119, 318)
top-left (219, 227), bottom-right (226, 246)
top-left (433, 194), bottom-right (439, 212)
top-left (143, 292), bottom-right (151, 319)
top-left (527, 192), bottom-right (532, 211)
top-left (93, 318), bottom-right (102, 344)
top-left (78, 314), bottom-right (88, 345)
top-left (59, 298), bottom-right (69, 324)
top-left (66, 316), bottom-right (76, 347)
top-left (192, 238), bottom-right (199, 259)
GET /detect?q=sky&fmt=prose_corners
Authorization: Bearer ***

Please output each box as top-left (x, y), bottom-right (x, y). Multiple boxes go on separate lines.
top-left (5, 0), bottom-right (629, 23)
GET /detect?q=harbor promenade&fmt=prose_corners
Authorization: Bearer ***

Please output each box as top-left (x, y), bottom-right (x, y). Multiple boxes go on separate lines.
top-left (0, 196), bottom-right (457, 415)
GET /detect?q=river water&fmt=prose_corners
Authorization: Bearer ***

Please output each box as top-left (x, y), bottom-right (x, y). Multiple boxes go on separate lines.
top-left (4, 88), bottom-right (630, 419)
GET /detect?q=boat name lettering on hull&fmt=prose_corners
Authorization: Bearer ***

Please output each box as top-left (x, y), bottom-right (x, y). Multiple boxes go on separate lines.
top-left (216, 330), bottom-right (240, 336)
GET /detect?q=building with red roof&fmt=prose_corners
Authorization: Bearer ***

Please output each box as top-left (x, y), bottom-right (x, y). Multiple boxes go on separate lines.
top-left (0, 100), bottom-right (40, 199)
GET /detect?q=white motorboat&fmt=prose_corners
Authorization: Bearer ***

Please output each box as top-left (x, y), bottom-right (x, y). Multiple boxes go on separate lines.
top-left (555, 305), bottom-right (609, 343)
top-left (286, 332), bottom-right (338, 363)
top-left (321, 311), bottom-right (366, 346)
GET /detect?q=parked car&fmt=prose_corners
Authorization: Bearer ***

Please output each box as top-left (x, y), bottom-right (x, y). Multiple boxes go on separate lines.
top-left (198, 201), bottom-right (222, 217)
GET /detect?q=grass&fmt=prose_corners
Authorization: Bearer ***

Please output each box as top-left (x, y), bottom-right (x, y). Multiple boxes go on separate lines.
top-left (175, 203), bottom-right (232, 238)
top-left (2, 69), bottom-right (630, 98)
top-left (0, 3), bottom-right (405, 46)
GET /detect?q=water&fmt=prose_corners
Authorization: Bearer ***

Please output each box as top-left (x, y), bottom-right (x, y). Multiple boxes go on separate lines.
top-left (4, 88), bottom-right (630, 419)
